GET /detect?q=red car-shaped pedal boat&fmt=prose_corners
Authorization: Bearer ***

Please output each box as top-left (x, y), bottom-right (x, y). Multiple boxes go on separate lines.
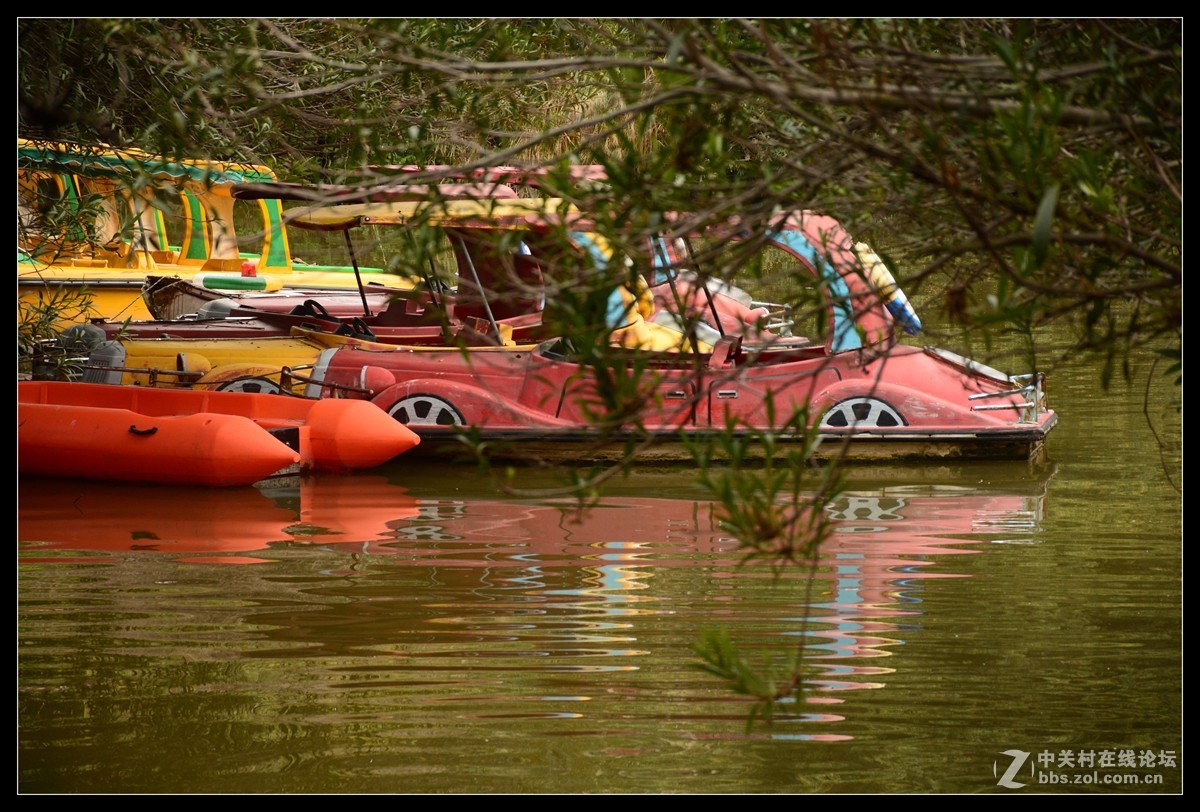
top-left (298, 209), bottom-right (1057, 463)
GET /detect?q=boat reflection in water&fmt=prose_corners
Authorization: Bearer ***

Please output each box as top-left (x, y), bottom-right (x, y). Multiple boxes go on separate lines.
top-left (18, 463), bottom-right (1053, 739)
top-left (17, 476), bottom-right (425, 564)
top-left (789, 483), bottom-right (1046, 739)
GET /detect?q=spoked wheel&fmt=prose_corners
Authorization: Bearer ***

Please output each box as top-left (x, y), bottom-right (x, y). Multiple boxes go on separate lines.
top-left (216, 377), bottom-right (284, 395)
top-left (821, 397), bottom-right (905, 428)
top-left (386, 394), bottom-right (466, 426)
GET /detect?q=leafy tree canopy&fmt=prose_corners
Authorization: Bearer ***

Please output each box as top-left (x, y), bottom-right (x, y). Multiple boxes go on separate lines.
top-left (19, 18), bottom-right (1181, 385)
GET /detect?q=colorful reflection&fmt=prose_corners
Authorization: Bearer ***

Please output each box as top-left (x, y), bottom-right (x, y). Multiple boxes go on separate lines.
top-left (19, 466), bottom-right (1053, 739)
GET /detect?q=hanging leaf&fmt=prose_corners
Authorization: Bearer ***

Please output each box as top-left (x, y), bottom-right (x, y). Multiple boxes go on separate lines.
top-left (1032, 183), bottom-right (1059, 267)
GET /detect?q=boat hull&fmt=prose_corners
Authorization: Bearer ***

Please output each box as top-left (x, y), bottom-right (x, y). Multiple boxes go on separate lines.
top-left (18, 267), bottom-right (420, 330)
top-left (305, 339), bottom-right (1057, 465)
top-left (392, 420), bottom-right (1056, 465)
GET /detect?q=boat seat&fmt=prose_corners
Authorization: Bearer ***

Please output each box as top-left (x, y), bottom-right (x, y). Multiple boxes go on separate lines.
top-left (200, 258), bottom-right (246, 272)
top-left (376, 294), bottom-right (432, 326)
top-left (288, 300), bottom-right (339, 323)
top-left (333, 318), bottom-right (377, 341)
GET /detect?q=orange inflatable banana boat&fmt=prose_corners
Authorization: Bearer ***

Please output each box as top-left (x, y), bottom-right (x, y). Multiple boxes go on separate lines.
top-left (18, 381), bottom-right (421, 486)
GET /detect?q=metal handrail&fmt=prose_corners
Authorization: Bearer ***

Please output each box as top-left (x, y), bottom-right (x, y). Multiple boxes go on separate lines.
top-left (74, 362), bottom-right (371, 398)
top-left (969, 372), bottom-right (1044, 423)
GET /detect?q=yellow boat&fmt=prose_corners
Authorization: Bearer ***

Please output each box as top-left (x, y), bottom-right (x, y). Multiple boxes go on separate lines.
top-left (80, 328), bottom-right (341, 395)
top-left (17, 138), bottom-right (420, 329)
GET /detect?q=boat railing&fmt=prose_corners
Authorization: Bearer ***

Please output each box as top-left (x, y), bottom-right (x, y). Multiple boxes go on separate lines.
top-left (968, 372), bottom-right (1045, 424)
top-left (77, 362), bottom-right (218, 388)
top-left (74, 361), bottom-right (372, 399)
top-left (276, 365), bottom-right (377, 399)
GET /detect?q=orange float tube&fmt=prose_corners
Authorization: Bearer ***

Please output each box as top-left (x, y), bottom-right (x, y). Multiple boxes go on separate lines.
top-left (18, 381), bottom-right (421, 480)
top-left (18, 402), bottom-right (301, 487)
top-left (300, 398), bottom-right (421, 473)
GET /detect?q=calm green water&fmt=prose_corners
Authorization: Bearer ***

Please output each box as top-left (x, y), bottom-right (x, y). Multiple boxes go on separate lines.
top-left (17, 347), bottom-right (1181, 794)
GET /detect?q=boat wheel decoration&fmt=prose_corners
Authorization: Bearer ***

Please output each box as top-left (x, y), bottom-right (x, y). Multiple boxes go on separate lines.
top-left (387, 394), bottom-right (466, 427)
top-left (821, 397), bottom-right (906, 428)
top-left (216, 377), bottom-right (283, 395)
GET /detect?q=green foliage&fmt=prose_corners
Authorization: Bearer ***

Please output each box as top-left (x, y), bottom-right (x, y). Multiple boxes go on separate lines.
top-left (693, 625), bottom-right (804, 728)
top-left (1031, 184), bottom-right (1059, 269)
top-left (689, 402), bottom-right (843, 569)
top-left (681, 408), bottom-right (849, 724)
top-left (1158, 346), bottom-right (1182, 389)
top-left (17, 181), bottom-right (111, 264)
top-left (18, 290), bottom-right (101, 380)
